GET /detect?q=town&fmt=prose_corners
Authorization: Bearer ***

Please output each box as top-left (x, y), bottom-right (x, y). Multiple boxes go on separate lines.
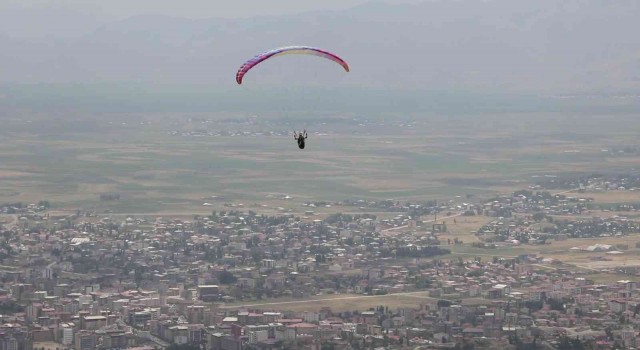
top-left (2, 173), bottom-right (640, 350)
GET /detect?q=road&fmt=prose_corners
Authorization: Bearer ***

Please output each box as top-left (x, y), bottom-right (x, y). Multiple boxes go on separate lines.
top-left (120, 320), bottom-right (170, 348)
top-left (0, 214), bottom-right (19, 231)
top-left (381, 187), bottom-right (581, 234)
top-left (379, 186), bottom-right (579, 232)
top-left (500, 187), bottom-right (581, 208)
top-left (219, 290), bottom-right (440, 309)
top-left (450, 251), bottom-right (517, 258)
top-left (82, 187), bottom-right (581, 224)
top-left (380, 212), bottom-right (464, 234)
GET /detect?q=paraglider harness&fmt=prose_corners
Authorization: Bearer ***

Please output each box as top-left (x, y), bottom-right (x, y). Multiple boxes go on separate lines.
top-left (294, 130), bottom-right (308, 149)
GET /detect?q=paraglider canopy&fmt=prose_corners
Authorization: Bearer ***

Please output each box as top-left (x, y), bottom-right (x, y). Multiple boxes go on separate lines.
top-left (236, 46), bottom-right (349, 84)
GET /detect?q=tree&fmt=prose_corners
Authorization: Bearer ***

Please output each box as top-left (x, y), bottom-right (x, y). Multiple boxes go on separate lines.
top-left (218, 271), bottom-right (238, 284)
top-left (634, 303), bottom-right (640, 317)
top-left (570, 338), bottom-right (585, 350)
top-left (321, 343), bottom-right (336, 350)
top-left (467, 270), bottom-right (483, 278)
top-left (0, 301), bottom-right (24, 314)
top-left (532, 212), bottom-right (546, 221)
top-left (557, 337), bottom-right (572, 350)
top-left (547, 298), bottom-right (566, 312)
top-left (523, 301), bottom-right (543, 312)
top-left (605, 327), bottom-right (614, 341)
top-left (437, 300), bottom-right (452, 308)
top-left (167, 344), bottom-right (199, 350)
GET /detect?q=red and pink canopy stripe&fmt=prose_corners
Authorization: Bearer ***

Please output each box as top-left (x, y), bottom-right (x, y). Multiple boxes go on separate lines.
top-left (236, 46), bottom-right (350, 84)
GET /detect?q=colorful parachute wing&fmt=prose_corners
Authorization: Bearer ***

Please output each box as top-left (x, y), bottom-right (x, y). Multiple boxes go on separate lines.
top-left (236, 46), bottom-right (349, 84)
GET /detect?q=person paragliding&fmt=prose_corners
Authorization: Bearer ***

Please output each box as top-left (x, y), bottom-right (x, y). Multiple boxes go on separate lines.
top-left (294, 130), bottom-right (308, 149)
top-left (236, 46), bottom-right (348, 150)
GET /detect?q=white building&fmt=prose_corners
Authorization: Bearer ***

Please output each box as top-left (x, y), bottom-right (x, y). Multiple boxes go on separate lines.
top-left (62, 324), bottom-right (74, 345)
top-left (248, 330), bottom-right (269, 344)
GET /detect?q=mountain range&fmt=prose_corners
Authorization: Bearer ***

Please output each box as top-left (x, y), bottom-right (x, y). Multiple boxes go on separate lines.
top-left (1, 0), bottom-right (639, 94)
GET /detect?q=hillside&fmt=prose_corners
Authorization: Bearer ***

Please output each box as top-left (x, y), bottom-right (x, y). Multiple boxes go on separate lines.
top-left (0, 0), bottom-right (639, 93)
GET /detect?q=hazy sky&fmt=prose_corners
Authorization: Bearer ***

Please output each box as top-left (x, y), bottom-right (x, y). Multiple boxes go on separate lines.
top-left (0, 0), bottom-right (373, 20)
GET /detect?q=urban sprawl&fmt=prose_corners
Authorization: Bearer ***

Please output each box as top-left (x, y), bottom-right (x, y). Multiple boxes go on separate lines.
top-left (2, 174), bottom-right (640, 350)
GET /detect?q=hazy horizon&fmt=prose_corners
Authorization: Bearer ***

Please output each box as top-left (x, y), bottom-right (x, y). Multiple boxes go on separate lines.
top-left (0, 0), bottom-right (381, 38)
top-left (0, 0), bottom-right (381, 20)
top-left (1, 0), bottom-right (639, 95)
